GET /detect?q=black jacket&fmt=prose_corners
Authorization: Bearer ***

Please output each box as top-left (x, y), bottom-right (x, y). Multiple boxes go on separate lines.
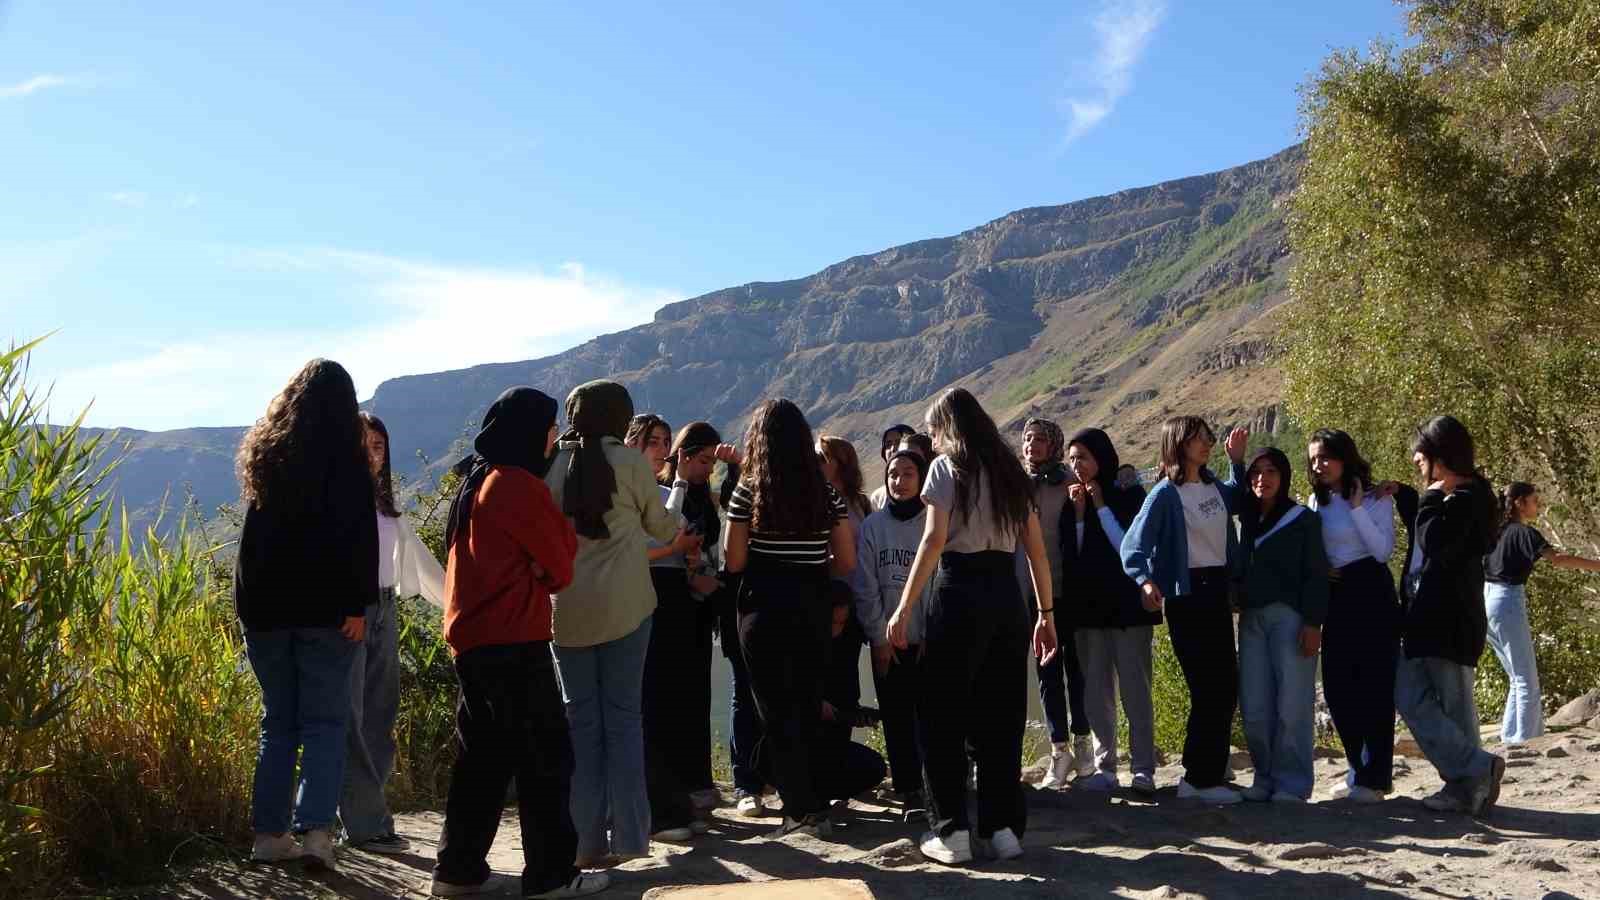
top-left (1401, 480), bottom-right (1495, 667)
top-left (234, 463), bottom-right (378, 631)
top-left (1060, 485), bottom-right (1155, 629)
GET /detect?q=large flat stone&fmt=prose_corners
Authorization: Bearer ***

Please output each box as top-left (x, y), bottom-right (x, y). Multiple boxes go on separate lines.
top-left (643, 879), bottom-right (875, 899)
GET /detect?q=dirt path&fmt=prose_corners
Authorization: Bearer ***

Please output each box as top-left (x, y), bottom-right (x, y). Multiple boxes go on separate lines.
top-left (162, 725), bottom-right (1600, 900)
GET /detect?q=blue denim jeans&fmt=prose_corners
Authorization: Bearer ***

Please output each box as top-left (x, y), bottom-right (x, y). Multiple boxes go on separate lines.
top-left (245, 626), bottom-right (359, 834)
top-left (1484, 582), bottom-right (1543, 744)
top-left (1395, 654), bottom-right (1495, 783)
top-left (339, 588), bottom-right (401, 844)
top-left (1238, 603), bottom-right (1317, 799)
top-left (552, 617), bottom-right (653, 858)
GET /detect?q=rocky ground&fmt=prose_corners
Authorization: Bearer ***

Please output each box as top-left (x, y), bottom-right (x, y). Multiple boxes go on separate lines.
top-left (155, 717), bottom-right (1600, 900)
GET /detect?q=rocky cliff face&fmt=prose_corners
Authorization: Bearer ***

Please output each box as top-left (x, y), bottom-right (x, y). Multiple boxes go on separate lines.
top-left (98, 146), bottom-right (1302, 528)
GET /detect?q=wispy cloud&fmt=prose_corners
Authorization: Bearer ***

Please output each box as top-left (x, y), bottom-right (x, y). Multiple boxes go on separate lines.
top-left (45, 249), bottom-right (680, 430)
top-left (107, 191), bottom-right (149, 208)
top-left (1060, 1), bottom-right (1167, 144)
top-left (0, 73), bottom-right (90, 99)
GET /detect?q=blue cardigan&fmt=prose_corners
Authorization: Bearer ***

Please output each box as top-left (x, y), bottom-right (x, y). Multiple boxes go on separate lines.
top-left (1120, 461), bottom-right (1247, 599)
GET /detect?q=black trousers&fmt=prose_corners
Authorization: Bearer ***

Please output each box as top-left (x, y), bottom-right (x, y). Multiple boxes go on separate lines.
top-left (435, 642), bottom-right (577, 895)
top-left (917, 550), bottom-right (1030, 839)
top-left (1323, 557), bottom-right (1400, 791)
top-left (1164, 567), bottom-right (1238, 789)
top-left (1035, 616), bottom-right (1092, 743)
top-left (871, 645), bottom-right (924, 796)
top-left (817, 724), bottom-right (889, 803)
top-left (737, 560), bottom-right (831, 820)
top-left (643, 568), bottom-right (710, 830)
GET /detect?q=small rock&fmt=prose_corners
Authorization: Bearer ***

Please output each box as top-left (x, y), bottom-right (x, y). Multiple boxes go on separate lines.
top-left (1142, 888), bottom-right (1181, 900)
top-left (1587, 713), bottom-right (1600, 731)
top-left (1502, 775), bottom-right (1519, 784)
top-left (1507, 759), bottom-right (1537, 768)
top-left (1585, 741), bottom-right (1600, 753)
top-left (1548, 689), bottom-right (1600, 727)
top-left (1506, 843), bottom-right (1569, 873)
top-left (1546, 745), bottom-right (1570, 759)
top-left (1229, 748), bottom-right (1253, 770)
top-left (1394, 736), bottom-right (1425, 759)
top-left (1277, 842), bottom-right (1358, 861)
top-left (1570, 774), bottom-right (1590, 783)
top-left (1389, 869), bottom-right (1419, 885)
top-left (1507, 747), bottom-right (1541, 760)
top-left (857, 838), bottom-right (920, 868)
top-left (1461, 832), bottom-right (1500, 845)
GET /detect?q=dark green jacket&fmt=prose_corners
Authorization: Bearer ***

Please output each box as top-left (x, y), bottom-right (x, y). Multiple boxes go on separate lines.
top-left (1239, 504), bottom-right (1329, 627)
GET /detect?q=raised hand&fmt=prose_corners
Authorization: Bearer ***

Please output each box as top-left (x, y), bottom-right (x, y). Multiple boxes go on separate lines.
top-left (1225, 427), bottom-right (1251, 464)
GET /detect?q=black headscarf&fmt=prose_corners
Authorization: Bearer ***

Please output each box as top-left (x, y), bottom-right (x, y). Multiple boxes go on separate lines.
top-left (445, 387), bottom-right (559, 550)
top-left (884, 447), bottom-right (930, 522)
top-left (557, 380), bottom-right (634, 540)
top-left (1067, 427), bottom-right (1143, 525)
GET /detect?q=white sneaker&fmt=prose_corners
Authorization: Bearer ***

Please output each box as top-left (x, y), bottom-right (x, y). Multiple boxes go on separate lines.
top-left (1039, 744), bottom-right (1072, 789)
top-left (250, 832), bottom-right (300, 863)
top-left (1177, 779), bottom-right (1242, 806)
top-left (1329, 781), bottom-right (1353, 801)
top-left (1347, 786), bottom-right (1385, 805)
top-left (919, 824), bottom-right (973, 865)
top-left (430, 873), bottom-right (510, 896)
top-left (1270, 792), bottom-right (1307, 805)
top-left (527, 871), bottom-right (611, 899)
top-left (988, 827), bottom-right (1023, 860)
top-left (1241, 783), bottom-right (1273, 803)
top-left (1077, 771), bottom-right (1119, 792)
top-left (299, 829), bottom-right (337, 871)
top-left (651, 826), bottom-right (695, 843)
top-left (735, 790), bottom-right (767, 817)
top-left (1130, 773), bottom-right (1157, 797)
top-left (1072, 735), bottom-right (1096, 779)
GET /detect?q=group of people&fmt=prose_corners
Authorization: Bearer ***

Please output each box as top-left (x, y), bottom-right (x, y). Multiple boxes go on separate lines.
top-left (230, 357), bottom-right (1591, 899)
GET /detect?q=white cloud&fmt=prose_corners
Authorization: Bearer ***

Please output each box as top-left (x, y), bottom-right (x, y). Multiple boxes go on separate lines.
top-left (107, 191), bottom-right (149, 208)
top-left (1061, 1), bottom-right (1167, 144)
top-left (43, 250), bottom-right (680, 430)
top-left (0, 74), bottom-right (88, 99)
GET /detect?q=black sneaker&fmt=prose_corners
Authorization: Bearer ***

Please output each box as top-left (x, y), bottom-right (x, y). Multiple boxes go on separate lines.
top-left (769, 813), bottom-right (832, 840)
top-left (357, 832), bottom-right (412, 855)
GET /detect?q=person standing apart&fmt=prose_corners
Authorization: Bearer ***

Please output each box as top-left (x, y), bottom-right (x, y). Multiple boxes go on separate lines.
top-left (338, 413), bottom-right (447, 855)
top-left (1396, 415), bottom-right (1505, 816)
top-left (430, 387), bottom-right (607, 898)
top-left (547, 381), bottom-right (681, 864)
top-left (1121, 417), bottom-right (1249, 806)
top-left (1061, 428), bottom-right (1157, 795)
top-left (887, 388), bottom-right (1058, 865)
top-left (1306, 429), bottom-right (1400, 803)
top-left (725, 399), bottom-right (856, 839)
top-left (1484, 482), bottom-right (1600, 746)
top-left (1016, 417), bottom-right (1094, 789)
top-left (1236, 448), bottom-right (1328, 805)
top-left (234, 359), bottom-right (375, 871)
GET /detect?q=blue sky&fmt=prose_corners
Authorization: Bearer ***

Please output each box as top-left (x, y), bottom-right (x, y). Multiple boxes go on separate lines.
top-left (2, 1), bottom-right (1407, 431)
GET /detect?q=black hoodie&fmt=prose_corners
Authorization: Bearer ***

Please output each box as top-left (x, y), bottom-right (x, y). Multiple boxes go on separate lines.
top-left (1060, 428), bottom-right (1157, 629)
top-left (1403, 478), bottom-right (1497, 667)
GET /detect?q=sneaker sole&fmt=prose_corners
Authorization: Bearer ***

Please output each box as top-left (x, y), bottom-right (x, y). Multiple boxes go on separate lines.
top-left (1476, 757), bottom-right (1507, 818)
top-left (357, 842), bottom-right (412, 855)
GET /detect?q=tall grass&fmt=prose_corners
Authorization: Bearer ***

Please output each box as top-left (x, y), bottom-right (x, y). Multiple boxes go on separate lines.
top-left (0, 342), bottom-right (460, 898)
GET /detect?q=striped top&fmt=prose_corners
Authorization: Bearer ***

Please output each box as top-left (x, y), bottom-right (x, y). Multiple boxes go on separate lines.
top-left (727, 482), bottom-right (847, 566)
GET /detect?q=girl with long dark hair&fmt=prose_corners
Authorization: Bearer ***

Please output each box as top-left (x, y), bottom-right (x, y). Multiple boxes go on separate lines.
top-left (1236, 448), bottom-right (1327, 804)
top-left (430, 387), bottom-right (605, 898)
top-left (725, 399), bottom-right (856, 839)
top-left (337, 413), bottom-right (446, 855)
top-left (1396, 415), bottom-right (1504, 816)
top-left (547, 381), bottom-right (681, 863)
top-left (1061, 428), bottom-right (1156, 795)
top-left (1120, 416), bottom-right (1249, 806)
top-left (886, 388), bottom-right (1057, 865)
top-left (1306, 428), bottom-right (1400, 803)
top-left (625, 414), bottom-right (674, 478)
top-left (234, 359), bottom-right (375, 870)
top-left (1484, 482), bottom-right (1600, 746)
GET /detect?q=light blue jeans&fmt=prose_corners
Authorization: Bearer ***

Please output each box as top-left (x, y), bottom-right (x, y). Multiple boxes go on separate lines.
top-left (552, 616), bottom-right (653, 858)
top-left (1238, 603), bottom-right (1317, 799)
top-left (245, 626), bottom-right (359, 834)
top-left (339, 588), bottom-right (401, 844)
top-left (1484, 582), bottom-right (1543, 744)
top-left (1395, 654), bottom-right (1495, 783)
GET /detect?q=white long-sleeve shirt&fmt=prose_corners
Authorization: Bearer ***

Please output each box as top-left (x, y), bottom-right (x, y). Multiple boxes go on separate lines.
top-left (380, 513), bottom-right (447, 608)
top-left (1309, 492), bottom-right (1396, 568)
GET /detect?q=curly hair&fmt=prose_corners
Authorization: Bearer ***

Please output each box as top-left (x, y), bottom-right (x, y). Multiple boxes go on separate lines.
top-left (925, 388), bottom-right (1034, 538)
top-left (236, 359), bottom-right (367, 515)
top-left (740, 399), bottom-right (831, 534)
top-left (818, 434), bottom-right (871, 520)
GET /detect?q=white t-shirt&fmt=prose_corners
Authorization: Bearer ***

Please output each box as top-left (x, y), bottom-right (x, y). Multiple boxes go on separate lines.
top-left (1176, 481), bottom-right (1228, 569)
top-left (922, 456), bottom-right (1016, 554)
top-left (376, 511), bottom-right (398, 590)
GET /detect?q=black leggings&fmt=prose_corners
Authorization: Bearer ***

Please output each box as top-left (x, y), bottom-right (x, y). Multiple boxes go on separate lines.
top-left (1164, 567), bottom-right (1239, 789)
top-left (643, 568), bottom-right (711, 829)
top-left (1323, 557), bottom-right (1399, 791)
top-left (916, 550), bottom-right (1030, 838)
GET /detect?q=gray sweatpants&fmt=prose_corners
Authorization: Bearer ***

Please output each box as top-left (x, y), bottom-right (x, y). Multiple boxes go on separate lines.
top-left (1075, 625), bottom-right (1157, 778)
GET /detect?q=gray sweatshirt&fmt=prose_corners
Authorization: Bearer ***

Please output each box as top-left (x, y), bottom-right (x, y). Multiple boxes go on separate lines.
top-left (850, 506), bottom-right (931, 647)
